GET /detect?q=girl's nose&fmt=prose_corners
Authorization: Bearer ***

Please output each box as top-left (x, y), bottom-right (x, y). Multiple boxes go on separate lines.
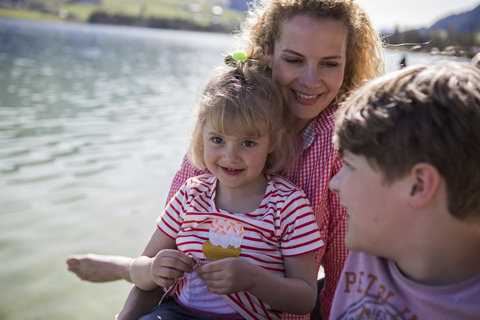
top-left (223, 144), bottom-right (240, 161)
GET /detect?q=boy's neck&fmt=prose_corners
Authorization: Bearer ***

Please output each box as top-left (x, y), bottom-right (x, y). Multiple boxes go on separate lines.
top-left (215, 174), bottom-right (268, 214)
top-left (395, 212), bottom-right (480, 286)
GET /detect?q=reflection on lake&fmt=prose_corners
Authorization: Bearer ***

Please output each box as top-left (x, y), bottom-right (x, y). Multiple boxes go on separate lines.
top-left (0, 17), bottom-right (469, 320)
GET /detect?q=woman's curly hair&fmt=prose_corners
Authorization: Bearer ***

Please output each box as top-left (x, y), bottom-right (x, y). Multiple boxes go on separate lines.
top-left (234, 0), bottom-right (385, 105)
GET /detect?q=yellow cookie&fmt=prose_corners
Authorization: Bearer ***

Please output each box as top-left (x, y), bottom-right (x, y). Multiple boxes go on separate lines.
top-left (202, 218), bottom-right (244, 261)
top-left (202, 240), bottom-right (241, 261)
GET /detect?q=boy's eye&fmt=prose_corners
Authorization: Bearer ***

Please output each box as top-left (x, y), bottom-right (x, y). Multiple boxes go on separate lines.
top-left (212, 137), bottom-right (223, 144)
top-left (242, 140), bottom-right (255, 147)
top-left (342, 160), bottom-right (354, 170)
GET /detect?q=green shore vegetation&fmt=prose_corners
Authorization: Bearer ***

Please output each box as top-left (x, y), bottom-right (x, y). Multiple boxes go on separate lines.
top-left (1, 0), bottom-right (479, 57)
top-left (0, 0), bottom-right (246, 32)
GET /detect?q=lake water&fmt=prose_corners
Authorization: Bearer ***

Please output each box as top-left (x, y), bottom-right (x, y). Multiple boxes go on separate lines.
top-left (0, 17), bottom-right (469, 320)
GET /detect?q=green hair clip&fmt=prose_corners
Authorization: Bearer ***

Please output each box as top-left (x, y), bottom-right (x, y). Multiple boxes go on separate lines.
top-left (225, 51), bottom-right (248, 67)
top-left (224, 42), bottom-right (254, 67)
top-left (232, 51), bottom-right (248, 62)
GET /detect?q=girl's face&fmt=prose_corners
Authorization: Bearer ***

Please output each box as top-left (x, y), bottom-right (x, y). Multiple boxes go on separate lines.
top-left (268, 16), bottom-right (347, 132)
top-left (203, 121), bottom-right (272, 194)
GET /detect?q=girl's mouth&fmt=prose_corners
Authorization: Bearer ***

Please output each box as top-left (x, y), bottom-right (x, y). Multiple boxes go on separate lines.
top-left (221, 166), bottom-right (243, 176)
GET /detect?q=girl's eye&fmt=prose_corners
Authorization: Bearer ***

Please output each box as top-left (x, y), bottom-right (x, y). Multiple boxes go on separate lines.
top-left (212, 137), bottom-right (223, 144)
top-left (242, 141), bottom-right (255, 147)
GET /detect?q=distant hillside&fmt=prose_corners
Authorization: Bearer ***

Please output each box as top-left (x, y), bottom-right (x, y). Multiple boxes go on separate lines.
top-left (426, 4), bottom-right (480, 33)
top-left (0, 0), bottom-right (250, 32)
top-left (386, 4), bottom-right (480, 58)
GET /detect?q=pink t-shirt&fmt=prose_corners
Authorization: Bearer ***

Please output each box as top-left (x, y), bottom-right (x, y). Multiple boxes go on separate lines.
top-left (158, 174), bottom-right (324, 320)
top-left (330, 251), bottom-right (480, 320)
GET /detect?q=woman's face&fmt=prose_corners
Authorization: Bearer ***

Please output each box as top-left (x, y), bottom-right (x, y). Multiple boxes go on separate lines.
top-left (268, 16), bottom-right (347, 132)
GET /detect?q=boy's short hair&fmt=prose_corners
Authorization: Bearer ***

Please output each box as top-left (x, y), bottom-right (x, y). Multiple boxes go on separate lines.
top-left (189, 62), bottom-right (296, 174)
top-left (334, 62), bottom-right (480, 221)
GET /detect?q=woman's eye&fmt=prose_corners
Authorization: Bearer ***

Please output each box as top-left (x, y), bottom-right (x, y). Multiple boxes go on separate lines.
top-left (323, 62), bottom-right (339, 68)
top-left (285, 57), bottom-right (302, 64)
top-left (212, 137), bottom-right (223, 144)
top-left (242, 141), bottom-right (255, 147)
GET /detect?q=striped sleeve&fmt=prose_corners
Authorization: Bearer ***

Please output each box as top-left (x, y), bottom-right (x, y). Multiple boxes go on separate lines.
top-left (278, 188), bottom-right (324, 257)
top-left (157, 181), bottom-right (190, 239)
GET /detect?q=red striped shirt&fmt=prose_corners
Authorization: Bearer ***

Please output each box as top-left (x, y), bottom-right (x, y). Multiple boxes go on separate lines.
top-left (158, 174), bottom-right (324, 319)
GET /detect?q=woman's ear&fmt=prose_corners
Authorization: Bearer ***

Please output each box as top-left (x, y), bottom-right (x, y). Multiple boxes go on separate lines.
top-left (408, 163), bottom-right (441, 208)
top-left (264, 44), bottom-right (273, 69)
top-left (268, 129), bottom-right (282, 153)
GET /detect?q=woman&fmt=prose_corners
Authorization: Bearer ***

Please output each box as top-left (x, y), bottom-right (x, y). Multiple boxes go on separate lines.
top-left (67, 1), bottom-right (385, 319)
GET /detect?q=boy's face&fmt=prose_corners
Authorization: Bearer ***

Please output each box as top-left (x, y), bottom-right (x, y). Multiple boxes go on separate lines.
top-left (329, 151), bottom-right (411, 257)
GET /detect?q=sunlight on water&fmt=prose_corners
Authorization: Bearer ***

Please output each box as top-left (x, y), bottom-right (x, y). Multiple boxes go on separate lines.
top-left (0, 18), bottom-right (470, 320)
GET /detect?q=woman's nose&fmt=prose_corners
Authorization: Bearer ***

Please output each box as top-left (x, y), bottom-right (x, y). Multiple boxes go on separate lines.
top-left (299, 66), bottom-right (322, 88)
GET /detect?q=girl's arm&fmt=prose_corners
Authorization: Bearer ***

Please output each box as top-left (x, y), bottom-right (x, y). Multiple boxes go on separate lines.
top-left (197, 252), bottom-right (318, 315)
top-left (130, 228), bottom-right (195, 291)
top-left (67, 156), bottom-right (206, 287)
top-left (117, 229), bottom-right (195, 320)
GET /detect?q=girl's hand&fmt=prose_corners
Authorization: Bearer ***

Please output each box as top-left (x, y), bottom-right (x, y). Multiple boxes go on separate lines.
top-left (196, 258), bottom-right (256, 294)
top-left (150, 249), bottom-right (194, 287)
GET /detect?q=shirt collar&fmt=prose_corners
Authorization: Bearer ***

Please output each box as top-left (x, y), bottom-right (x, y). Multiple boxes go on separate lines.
top-left (296, 105), bottom-right (337, 153)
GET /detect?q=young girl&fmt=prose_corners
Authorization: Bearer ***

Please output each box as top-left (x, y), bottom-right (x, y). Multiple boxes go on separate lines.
top-left (129, 60), bottom-right (324, 320)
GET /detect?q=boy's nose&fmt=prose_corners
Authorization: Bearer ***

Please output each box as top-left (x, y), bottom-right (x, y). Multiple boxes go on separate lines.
top-left (329, 170), bottom-right (341, 194)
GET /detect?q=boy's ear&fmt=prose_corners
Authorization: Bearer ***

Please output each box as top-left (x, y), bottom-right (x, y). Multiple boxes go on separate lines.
top-left (408, 163), bottom-right (441, 208)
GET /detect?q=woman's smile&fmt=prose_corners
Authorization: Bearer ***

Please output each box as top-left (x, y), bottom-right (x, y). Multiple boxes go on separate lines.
top-left (292, 90), bottom-right (323, 105)
top-left (269, 16), bottom-right (347, 131)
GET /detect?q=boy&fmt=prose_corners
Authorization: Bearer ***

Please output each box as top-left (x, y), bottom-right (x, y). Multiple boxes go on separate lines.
top-left (329, 62), bottom-right (480, 320)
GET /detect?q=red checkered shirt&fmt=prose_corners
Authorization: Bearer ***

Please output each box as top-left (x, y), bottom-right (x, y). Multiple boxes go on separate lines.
top-left (165, 105), bottom-right (348, 320)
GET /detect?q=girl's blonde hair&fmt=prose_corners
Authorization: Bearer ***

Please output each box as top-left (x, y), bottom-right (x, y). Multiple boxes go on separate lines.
top-left (235, 0), bottom-right (385, 105)
top-left (189, 61), bottom-right (296, 174)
